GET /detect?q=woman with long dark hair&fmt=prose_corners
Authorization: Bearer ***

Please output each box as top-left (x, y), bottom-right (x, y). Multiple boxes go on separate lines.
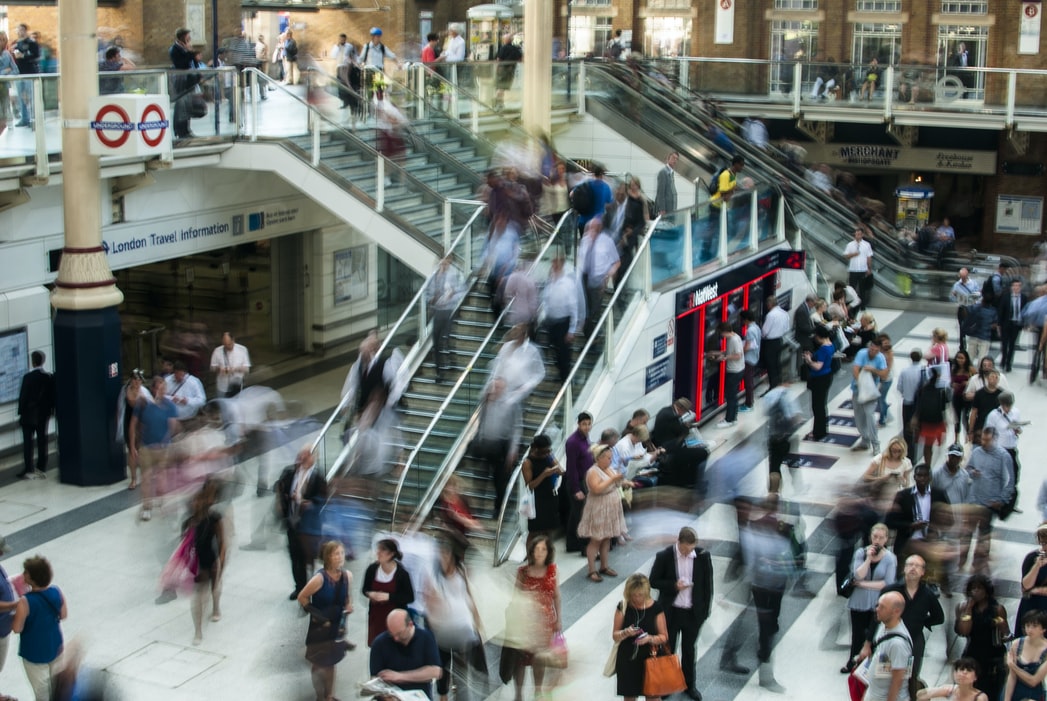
top-left (955, 574), bottom-right (1010, 701)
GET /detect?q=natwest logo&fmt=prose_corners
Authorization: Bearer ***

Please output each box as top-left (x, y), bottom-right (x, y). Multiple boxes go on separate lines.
top-left (686, 282), bottom-right (719, 310)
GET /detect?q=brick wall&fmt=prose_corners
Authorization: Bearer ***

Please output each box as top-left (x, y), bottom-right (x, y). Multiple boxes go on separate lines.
top-left (981, 133), bottom-right (1047, 254)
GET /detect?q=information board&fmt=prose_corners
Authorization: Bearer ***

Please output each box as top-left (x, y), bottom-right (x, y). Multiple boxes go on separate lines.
top-left (0, 327), bottom-right (29, 404)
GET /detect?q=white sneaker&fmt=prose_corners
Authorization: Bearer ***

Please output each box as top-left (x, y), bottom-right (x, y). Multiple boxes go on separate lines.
top-left (140, 509), bottom-right (152, 522)
top-left (716, 420), bottom-right (737, 429)
top-left (33, 470), bottom-right (45, 478)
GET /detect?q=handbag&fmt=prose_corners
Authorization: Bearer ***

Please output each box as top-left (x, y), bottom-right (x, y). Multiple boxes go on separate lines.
top-left (190, 93), bottom-right (208, 119)
top-left (159, 527), bottom-right (198, 595)
top-left (603, 639), bottom-right (621, 677)
top-left (838, 574), bottom-right (857, 599)
top-left (642, 644), bottom-right (687, 697)
top-left (857, 369), bottom-right (879, 403)
top-left (535, 631), bottom-right (569, 669)
top-left (519, 489), bottom-right (536, 520)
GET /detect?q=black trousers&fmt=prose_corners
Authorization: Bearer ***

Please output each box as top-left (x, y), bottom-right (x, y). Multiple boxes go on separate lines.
top-left (808, 373), bottom-right (832, 439)
top-left (431, 307), bottom-right (454, 373)
top-left (660, 444), bottom-right (709, 489)
top-left (902, 402), bottom-right (918, 462)
top-left (565, 493), bottom-right (588, 553)
top-left (544, 316), bottom-right (573, 383)
top-left (763, 337), bottom-right (783, 389)
top-left (475, 438), bottom-right (512, 510)
top-left (752, 586), bottom-right (784, 662)
top-left (21, 420), bottom-right (48, 474)
top-left (767, 435), bottom-right (791, 476)
top-left (287, 526), bottom-right (317, 594)
top-left (849, 608), bottom-right (875, 659)
top-left (667, 607), bottom-right (702, 689)
top-left (1000, 323), bottom-right (1022, 371)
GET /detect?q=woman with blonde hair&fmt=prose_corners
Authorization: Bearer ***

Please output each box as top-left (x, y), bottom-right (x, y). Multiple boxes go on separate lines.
top-left (611, 573), bottom-right (668, 700)
top-left (842, 523), bottom-right (896, 673)
top-left (862, 436), bottom-right (913, 514)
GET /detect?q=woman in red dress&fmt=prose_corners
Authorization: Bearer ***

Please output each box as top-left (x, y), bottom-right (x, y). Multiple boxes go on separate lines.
top-left (507, 534), bottom-right (562, 701)
top-left (361, 538), bottom-right (415, 646)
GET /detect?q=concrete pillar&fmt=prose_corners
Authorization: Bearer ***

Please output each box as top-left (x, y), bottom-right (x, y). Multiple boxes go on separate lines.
top-left (522, 0), bottom-right (553, 138)
top-left (51, 0), bottom-right (127, 486)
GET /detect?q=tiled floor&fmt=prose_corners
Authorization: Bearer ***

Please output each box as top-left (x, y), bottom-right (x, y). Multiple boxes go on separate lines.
top-left (1, 306), bottom-right (1044, 700)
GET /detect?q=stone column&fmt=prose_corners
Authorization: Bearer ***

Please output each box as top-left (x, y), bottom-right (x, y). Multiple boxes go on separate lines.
top-left (522, 0), bottom-right (553, 138)
top-left (51, 0), bottom-right (127, 486)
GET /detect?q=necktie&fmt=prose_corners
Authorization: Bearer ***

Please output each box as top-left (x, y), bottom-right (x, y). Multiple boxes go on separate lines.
top-left (1014, 296), bottom-right (1021, 322)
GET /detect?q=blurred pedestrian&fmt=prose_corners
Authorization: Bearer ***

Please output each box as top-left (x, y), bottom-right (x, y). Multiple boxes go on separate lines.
top-left (340, 330), bottom-right (405, 429)
top-left (276, 448), bottom-right (328, 600)
top-left (541, 250), bottom-right (585, 384)
top-left (963, 427), bottom-right (1015, 573)
top-left (12, 555), bottom-right (67, 701)
top-left (130, 375), bottom-right (180, 521)
top-left (578, 444), bottom-right (627, 582)
top-left (494, 33), bottom-right (521, 111)
top-left (472, 377), bottom-right (522, 510)
top-left (427, 256), bottom-right (466, 381)
top-left (578, 217), bottom-right (620, 338)
top-left (362, 539), bottom-right (415, 647)
top-left (851, 337), bottom-right (889, 454)
top-left (764, 383), bottom-right (802, 494)
top-left (116, 368), bottom-right (150, 490)
top-left (488, 323), bottom-right (545, 406)
top-left (187, 478), bottom-right (226, 646)
top-left (427, 538), bottom-right (483, 701)
top-left (504, 534), bottom-right (562, 700)
top-left (298, 541), bottom-right (354, 701)
top-left (500, 259), bottom-right (539, 335)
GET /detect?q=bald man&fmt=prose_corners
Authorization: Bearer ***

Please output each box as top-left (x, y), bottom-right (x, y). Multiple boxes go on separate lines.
top-left (369, 609), bottom-right (442, 699)
top-left (276, 448), bottom-right (328, 600)
top-left (858, 590), bottom-right (913, 701)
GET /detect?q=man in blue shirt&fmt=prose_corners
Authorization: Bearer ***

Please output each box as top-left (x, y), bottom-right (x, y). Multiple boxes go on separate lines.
top-left (851, 338), bottom-right (889, 455)
top-left (370, 609), bottom-right (442, 699)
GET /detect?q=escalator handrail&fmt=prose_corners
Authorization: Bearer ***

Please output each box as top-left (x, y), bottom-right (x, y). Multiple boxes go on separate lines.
top-left (585, 62), bottom-right (1022, 283)
top-left (390, 209), bottom-right (575, 529)
top-left (491, 213), bottom-right (663, 566)
top-left (309, 201), bottom-right (488, 469)
top-left (243, 67), bottom-right (461, 208)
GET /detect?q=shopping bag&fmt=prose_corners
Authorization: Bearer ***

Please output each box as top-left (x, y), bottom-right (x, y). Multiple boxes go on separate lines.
top-left (159, 527), bottom-right (198, 594)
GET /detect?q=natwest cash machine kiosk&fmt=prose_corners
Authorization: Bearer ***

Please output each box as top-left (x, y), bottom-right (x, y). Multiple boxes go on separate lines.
top-left (672, 249), bottom-right (804, 423)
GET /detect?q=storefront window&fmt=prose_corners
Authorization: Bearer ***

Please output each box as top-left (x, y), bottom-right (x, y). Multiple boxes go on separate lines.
top-left (937, 24), bottom-right (987, 100)
top-left (769, 21), bottom-right (818, 94)
top-left (643, 16), bottom-right (691, 58)
top-left (568, 15), bottom-right (612, 58)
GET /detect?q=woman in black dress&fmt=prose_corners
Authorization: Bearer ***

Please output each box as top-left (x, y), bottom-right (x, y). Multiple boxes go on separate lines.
top-left (612, 573), bottom-right (668, 701)
top-left (955, 574), bottom-right (1010, 701)
top-left (1016, 525), bottom-right (1047, 631)
top-left (298, 541), bottom-right (353, 701)
top-left (522, 434), bottom-right (563, 538)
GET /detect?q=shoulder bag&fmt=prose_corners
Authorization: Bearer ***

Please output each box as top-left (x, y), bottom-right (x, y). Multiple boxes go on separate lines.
top-left (642, 644), bottom-right (687, 697)
top-left (848, 632), bottom-right (912, 701)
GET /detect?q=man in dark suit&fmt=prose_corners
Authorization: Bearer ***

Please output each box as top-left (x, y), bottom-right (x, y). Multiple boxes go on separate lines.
top-left (793, 293), bottom-right (817, 355)
top-left (649, 527), bottom-right (713, 701)
top-left (276, 447), bottom-right (328, 600)
top-left (17, 350), bottom-right (56, 479)
top-left (997, 279), bottom-right (1028, 373)
top-left (885, 463), bottom-right (951, 559)
top-left (650, 398), bottom-right (709, 489)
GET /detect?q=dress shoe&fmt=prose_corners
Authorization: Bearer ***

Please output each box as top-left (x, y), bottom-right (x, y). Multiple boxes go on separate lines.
top-left (289, 590), bottom-right (299, 601)
top-left (684, 689), bottom-right (702, 700)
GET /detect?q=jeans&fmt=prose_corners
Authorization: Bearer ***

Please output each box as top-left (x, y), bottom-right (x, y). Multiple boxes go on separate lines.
top-left (877, 379), bottom-right (893, 424)
top-left (852, 391), bottom-right (879, 448)
top-left (752, 586), bottom-right (784, 663)
top-left (17, 79), bottom-right (32, 125)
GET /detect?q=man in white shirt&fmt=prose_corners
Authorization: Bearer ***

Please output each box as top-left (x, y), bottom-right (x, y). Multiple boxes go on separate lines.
top-left (856, 591), bottom-right (912, 701)
top-left (541, 252), bottom-right (585, 383)
top-left (714, 321), bottom-right (746, 428)
top-left (984, 391), bottom-right (1022, 486)
top-left (340, 330), bottom-right (405, 421)
top-left (578, 217), bottom-right (620, 337)
top-left (843, 228), bottom-right (874, 310)
top-left (442, 24), bottom-right (466, 63)
top-left (210, 332), bottom-right (250, 397)
top-left (164, 360), bottom-right (207, 419)
top-left (760, 295), bottom-right (791, 391)
top-left (951, 267), bottom-right (982, 349)
top-left (361, 27), bottom-right (396, 72)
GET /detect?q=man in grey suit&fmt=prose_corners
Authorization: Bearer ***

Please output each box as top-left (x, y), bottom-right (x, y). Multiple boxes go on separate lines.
top-left (655, 151), bottom-right (679, 216)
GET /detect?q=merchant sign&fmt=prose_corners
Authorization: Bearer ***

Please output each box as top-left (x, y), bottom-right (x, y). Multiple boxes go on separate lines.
top-left (802, 143), bottom-right (996, 175)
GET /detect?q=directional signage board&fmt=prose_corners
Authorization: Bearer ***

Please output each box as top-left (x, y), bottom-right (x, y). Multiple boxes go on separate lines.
top-left (89, 95), bottom-right (172, 157)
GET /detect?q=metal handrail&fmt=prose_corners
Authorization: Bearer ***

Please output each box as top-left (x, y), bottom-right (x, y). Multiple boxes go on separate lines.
top-left (389, 209), bottom-right (574, 528)
top-left (309, 201), bottom-right (487, 469)
top-left (491, 213), bottom-right (663, 566)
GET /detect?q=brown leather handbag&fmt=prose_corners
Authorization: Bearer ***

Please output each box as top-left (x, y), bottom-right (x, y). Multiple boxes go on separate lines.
top-left (642, 644), bottom-right (687, 697)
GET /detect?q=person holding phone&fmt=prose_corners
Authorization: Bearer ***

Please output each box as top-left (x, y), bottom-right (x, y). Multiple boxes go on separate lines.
top-left (1015, 525), bottom-right (1047, 632)
top-left (611, 574), bottom-right (668, 701)
top-left (522, 434), bottom-right (563, 539)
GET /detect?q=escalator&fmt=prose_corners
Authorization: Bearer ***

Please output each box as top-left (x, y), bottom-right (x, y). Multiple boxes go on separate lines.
top-left (582, 62), bottom-right (1018, 302)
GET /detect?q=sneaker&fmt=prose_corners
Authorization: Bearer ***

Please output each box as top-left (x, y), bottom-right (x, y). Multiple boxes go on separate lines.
top-left (17, 471), bottom-right (34, 480)
top-left (850, 441), bottom-right (869, 451)
top-left (33, 470), bottom-right (45, 479)
top-left (716, 420), bottom-right (737, 429)
top-left (139, 509), bottom-right (152, 522)
top-left (739, 405), bottom-right (754, 413)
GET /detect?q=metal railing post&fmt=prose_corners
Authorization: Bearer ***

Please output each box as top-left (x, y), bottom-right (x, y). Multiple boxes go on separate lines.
top-left (884, 67), bottom-right (894, 121)
top-left (415, 64), bottom-right (425, 121)
top-left (1006, 71), bottom-right (1017, 128)
top-left (749, 192), bottom-right (759, 250)
top-left (679, 58), bottom-right (689, 91)
top-left (158, 74), bottom-right (174, 165)
top-left (792, 62), bottom-right (802, 116)
top-left (718, 206), bottom-right (728, 264)
top-left (603, 306), bottom-right (614, 366)
top-left (443, 200), bottom-right (453, 253)
top-left (33, 78), bottom-right (48, 179)
top-left (376, 156), bottom-right (385, 212)
top-left (682, 215), bottom-right (693, 280)
top-left (310, 110), bottom-right (321, 167)
top-left (577, 61), bottom-right (587, 115)
top-left (776, 197), bottom-right (786, 241)
top-left (250, 70), bottom-right (259, 142)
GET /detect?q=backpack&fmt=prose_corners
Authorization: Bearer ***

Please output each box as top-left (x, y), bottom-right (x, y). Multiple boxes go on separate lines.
top-left (605, 40), bottom-right (623, 60)
top-left (707, 167), bottom-right (729, 196)
top-left (916, 383), bottom-right (946, 423)
top-left (570, 180), bottom-right (597, 217)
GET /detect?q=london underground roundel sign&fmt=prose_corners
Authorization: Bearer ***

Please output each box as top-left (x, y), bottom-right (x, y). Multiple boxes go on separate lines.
top-left (90, 104), bottom-right (134, 148)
